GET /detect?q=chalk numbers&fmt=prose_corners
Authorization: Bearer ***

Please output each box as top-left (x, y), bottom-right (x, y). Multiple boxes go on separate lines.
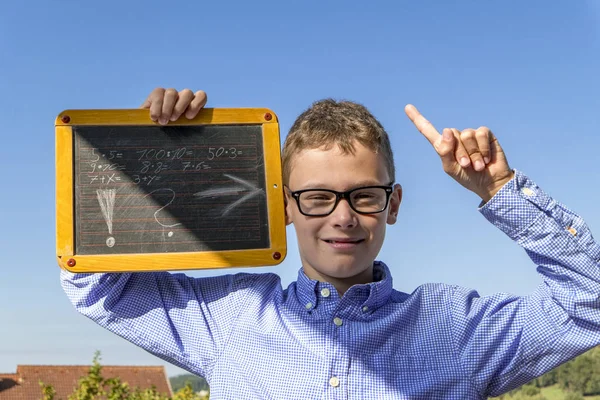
top-left (208, 147), bottom-right (241, 160)
top-left (86, 146), bottom-right (233, 186)
top-left (88, 148), bottom-right (127, 184)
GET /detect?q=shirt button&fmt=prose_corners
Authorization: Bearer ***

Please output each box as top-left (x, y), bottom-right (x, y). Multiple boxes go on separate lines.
top-left (305, 302), bottom-right (313, 310)
top-left (567, 227), bottom-right (577, 236)
top-left (362, 306), bottom-right (369, 312)
top-left (320, 288), bottom-right (331, 297)
top-left (521, 188), bottom-right (535, 196)
top-left (329, 377), bottom-right (340, 387)
top-left (333, 317), bottom-right (343, 326)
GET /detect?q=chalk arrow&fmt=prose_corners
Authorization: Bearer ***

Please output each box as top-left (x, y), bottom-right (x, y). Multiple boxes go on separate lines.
top-left (194, 174), bottom-right (264, 216)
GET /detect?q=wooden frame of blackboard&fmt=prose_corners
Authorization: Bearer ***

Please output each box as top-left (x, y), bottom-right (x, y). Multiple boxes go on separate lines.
top-left (55, 108), bottom-right (286, 272)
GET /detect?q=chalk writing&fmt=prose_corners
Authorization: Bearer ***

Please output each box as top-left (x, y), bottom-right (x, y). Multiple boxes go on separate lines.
top-left (96, 188), bottom-right (116, 247)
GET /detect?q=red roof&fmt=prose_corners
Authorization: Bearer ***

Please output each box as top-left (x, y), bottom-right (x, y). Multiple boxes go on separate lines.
top-left (0, 365), bottom-right (172, 400)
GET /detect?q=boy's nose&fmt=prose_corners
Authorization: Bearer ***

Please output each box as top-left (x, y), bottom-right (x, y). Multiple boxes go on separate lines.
top-left (331, 198), bottom-right (358, 228)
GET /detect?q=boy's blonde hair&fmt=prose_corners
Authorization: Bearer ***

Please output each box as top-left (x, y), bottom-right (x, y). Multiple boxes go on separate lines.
top-left (282, 99), bottom-right (395, 185)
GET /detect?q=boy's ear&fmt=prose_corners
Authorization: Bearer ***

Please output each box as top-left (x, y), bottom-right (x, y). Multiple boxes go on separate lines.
top-left (386, 184), bottom-right (402, 225)
top-left (284, 191), bottom-right (293, 226)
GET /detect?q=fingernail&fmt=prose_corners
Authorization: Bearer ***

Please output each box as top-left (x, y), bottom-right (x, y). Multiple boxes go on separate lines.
top-left (484, 157), bottom-right (490, 164)
top-left (460, 157), bottom-right (470, 167)
top-left (159, 118), bottom-right (168, 125)
top-left (475, 160), bottom-right (484, 170)
top-left (170, 115), bottom-right (178, 121)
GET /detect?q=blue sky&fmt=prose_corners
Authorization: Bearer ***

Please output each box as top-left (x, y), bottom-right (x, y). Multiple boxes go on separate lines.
top-left (1, 0), bottom-right (599, 378)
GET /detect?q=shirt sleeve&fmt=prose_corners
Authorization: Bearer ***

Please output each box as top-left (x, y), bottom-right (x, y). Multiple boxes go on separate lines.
top-left (60, 269), bottom-right (279, 378)
top-left (449, 169), bottom-right (600, 398)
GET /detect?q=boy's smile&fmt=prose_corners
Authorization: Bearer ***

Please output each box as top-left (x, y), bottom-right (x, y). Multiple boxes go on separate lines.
top-left (285, 141), bottom-right (402, 295)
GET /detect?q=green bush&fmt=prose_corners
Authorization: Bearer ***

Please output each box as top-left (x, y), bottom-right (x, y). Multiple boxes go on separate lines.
top-left (39, 352), bottom-right (208, 400)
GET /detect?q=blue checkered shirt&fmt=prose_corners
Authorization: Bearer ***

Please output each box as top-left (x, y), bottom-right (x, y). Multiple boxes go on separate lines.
top-left (61, 170), bottom-right (600, 399)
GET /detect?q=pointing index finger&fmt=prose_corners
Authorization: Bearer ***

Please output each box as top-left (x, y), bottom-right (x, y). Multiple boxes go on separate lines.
top-left (404, 104), bottom-right (441, 146)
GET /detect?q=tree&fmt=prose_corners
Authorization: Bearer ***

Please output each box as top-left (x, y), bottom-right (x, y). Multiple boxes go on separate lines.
top-left (169, 374), bottom-right (208, 393)
top-left (558, 347), bottom-right (600, 395)
top-left (533, 368), bottom-right (557, 388)
top-left (495, 382), bottom-right (547, 400)
top-left (40, 381), bottom-right (57, 400)
top-left (39, 352), bottom-right (208, 400)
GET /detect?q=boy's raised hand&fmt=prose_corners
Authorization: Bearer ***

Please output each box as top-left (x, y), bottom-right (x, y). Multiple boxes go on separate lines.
top-left (141, 88), bottom-right (208, 125)
top-left (405, 104), bottom-right (514, 203)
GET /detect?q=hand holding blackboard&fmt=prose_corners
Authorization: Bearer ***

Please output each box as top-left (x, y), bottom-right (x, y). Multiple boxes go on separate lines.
top-left (140, 88), bottom-right (208, 125)
top-left (55, 108), bottom-right (286, 273)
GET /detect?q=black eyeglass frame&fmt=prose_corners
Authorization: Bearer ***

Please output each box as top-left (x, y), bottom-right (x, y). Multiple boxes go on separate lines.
top-left (285, 183), bottom-right (395, 217)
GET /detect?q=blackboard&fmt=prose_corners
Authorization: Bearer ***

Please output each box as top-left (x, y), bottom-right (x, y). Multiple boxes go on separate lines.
top-left (74, 125), bottom-right (269, 254)
top-left (56, 109), bottom-right (286, 272)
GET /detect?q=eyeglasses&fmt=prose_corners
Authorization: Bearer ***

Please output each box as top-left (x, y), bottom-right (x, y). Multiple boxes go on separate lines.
top-left (286, 183), bottom-right (394, 217)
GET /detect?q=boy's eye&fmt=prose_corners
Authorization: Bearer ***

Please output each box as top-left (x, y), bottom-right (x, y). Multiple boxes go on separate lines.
top-left (352, 190), bottom-right (384, 206)
top-left (306, 194), bottom-right (333, 201)
top-left (303, 192), bottom-right (334, 202)
top-left (354, 192), bottom-right (376, 199)
top-left (353, 191), bottom-right (377, 200)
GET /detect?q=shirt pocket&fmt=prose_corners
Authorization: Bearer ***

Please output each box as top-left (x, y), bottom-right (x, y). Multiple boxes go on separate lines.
top-left (357, 352), bottom-right (461, 399)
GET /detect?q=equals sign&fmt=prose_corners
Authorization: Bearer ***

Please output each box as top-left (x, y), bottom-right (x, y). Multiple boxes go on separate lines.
top-left (186, 151), bottom-right (193, 155)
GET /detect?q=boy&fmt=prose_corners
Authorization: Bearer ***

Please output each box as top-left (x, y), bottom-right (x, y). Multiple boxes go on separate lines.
top-left (62, 87), bottom-right (600, 399)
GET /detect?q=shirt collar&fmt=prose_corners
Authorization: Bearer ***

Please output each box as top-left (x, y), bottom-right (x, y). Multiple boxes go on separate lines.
top-left (295, 261), bottom-right (393, 312)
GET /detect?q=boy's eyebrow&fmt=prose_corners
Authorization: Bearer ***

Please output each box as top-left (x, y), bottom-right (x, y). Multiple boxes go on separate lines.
top-left (295, 179), bottom-right (389, 190)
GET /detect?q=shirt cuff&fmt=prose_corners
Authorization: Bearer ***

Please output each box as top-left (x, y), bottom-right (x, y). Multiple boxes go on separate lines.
top-left (478, 169), bottom-right (555, 240)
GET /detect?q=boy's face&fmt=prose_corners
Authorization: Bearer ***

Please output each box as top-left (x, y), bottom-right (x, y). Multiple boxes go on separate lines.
top-left (285, 141), bottom-right (402, 288)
